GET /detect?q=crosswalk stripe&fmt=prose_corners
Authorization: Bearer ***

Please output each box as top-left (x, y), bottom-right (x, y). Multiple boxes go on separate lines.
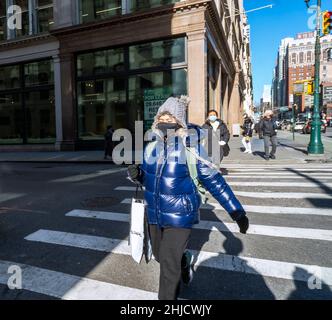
top-left (0, 193), bottom-right (24, 203)
top-left (225, 175), bottom-right (332, 179)
top-left (121, 198), bottom-right (332, 215)
top-left (24, 230), bottom-right (332, 286)
top-left (51, 168), bottom-right (127, 183)
top-left (118, 186), bottom-right (332, 199)
top-left (0, 260), bottom-right (157, 300)
top-left (227, 182), bottom-right (332, 188)
top-left (66, 209), bottom-right (332, 242)
top-left (203, 203), bottom-right (332, 216)
top-left (233, 191), bottom-right (332, 199)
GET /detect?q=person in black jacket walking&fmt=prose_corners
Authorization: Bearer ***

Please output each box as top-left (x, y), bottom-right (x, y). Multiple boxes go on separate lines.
top-left (259, 110), bottom-right (278, 161)
top-left (202, 110), bottom-right (230, 166)
top-left (241, 114), bottom-right (254, 154)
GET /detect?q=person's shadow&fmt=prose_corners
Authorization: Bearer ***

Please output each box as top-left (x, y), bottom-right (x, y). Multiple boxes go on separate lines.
top-left (180, 206), bottom-right (276, 299)
top-left (288, 267), bottom-right (332, 300)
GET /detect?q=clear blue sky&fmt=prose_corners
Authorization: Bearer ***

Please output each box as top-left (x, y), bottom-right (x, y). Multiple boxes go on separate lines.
top-left (244, 0), bottom-right (330, 104)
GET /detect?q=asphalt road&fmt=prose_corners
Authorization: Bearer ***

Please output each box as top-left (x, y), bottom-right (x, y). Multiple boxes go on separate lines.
top-left (0, 162), bottom-right (331, 300)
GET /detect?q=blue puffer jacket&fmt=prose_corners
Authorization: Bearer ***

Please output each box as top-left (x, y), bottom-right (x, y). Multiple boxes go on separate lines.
top-left (139, 125), bottom-right (246, 229)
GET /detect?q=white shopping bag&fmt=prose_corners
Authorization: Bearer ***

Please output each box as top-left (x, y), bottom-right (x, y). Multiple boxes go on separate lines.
top-left (129, 198), bottom-right (145, 264)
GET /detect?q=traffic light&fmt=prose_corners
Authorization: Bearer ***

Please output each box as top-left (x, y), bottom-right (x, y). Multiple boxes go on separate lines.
top-left (323, 11), bottom-right (332, 35)
top-left (306, 81), bottom-right (314, 95)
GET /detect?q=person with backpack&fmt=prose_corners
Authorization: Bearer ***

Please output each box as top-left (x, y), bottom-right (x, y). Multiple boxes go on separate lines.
top-left (241, 114), bottom-right (254, 154)
top-left (127, 96), bottom-right (249, 300)
top-left (259, 110), bottom-right (278, 161)
top-left (202, 110), bottom-right (230, 166)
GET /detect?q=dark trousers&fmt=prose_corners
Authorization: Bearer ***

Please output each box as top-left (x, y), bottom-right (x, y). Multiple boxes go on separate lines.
top-left (149, 225), bottom-right (191, 300)
top-left (263, 135), bottom-right (277, 157)
top-left (104, 141), bottom-right (113, 158)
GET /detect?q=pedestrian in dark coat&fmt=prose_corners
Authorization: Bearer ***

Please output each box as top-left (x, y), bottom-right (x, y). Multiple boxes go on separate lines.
top-left (259, 110), bottom-right (278, 160)
top-left (127, 96), bottom-right (249, 300)
top-left (202, 110), bottom-right (230, 166)
top-left (241, 114), bottom-right (254, 154)
top-left (104, 125), bottom-right (114, 160)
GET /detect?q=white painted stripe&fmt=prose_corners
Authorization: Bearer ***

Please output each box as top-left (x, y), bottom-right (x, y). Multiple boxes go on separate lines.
top-left (234, 191), bottom-right (332, 199)
top-left (228, 182), bottom-right (332, 188)
top-left (0, 260), bottom-right (157, 300)
top-left (52, 168), bottom-right (127, 183)
top-left (204, 203), bottom-right (332, 217)
top-left (66, 209), bottom-right (332, 242)
top-left (193, 251), bottom-right (332, 285)
top-left (122, 197), bottom-right (332, 212)
top-left (0, 193), bottom-right (24, 203)
top-left (225, 175), bottom-right (332, 179)
top-left (118, 186), bottom-right (332, 199)
top-left (24, 230), bottom-right (332, 285)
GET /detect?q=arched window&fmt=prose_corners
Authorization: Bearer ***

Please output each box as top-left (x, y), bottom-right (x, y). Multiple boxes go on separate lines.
top-left (291, 53), bottom-right (297, 65)
top-left (307, 51), bottom-right (312, 63)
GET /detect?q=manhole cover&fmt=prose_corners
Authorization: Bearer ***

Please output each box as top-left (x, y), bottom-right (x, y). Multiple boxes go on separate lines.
top-left (81, 196), bottom-right (120, 208)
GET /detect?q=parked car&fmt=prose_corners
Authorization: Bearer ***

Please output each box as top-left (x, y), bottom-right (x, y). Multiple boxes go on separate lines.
top-left (302, 120), bottom-right (327, 134)
top-left (294, 121), bottom-right (306, 132)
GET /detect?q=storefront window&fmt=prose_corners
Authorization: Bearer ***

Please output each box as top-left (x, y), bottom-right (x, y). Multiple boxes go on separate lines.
top-left (129, 38), bottom-right (186, 70)
top-left (24, 60), bottom-right (54, 87)
top-left (76, 38), bottom-right (187, 139)
top-left (80, 0), bottom-right (122, 23)
top-left (0, 59), bottom-right (55, 145)
top-left (36, 0), bottom-right (54, 33)
top-left (128, 69), bottom-right (187, 131)
top-left (0, 93), bottom-right (23, 144)
top-left (77, 48), bottom-right (125, 77)
top-left (0, 65), bottom-right (21, 91)
top-left (77, 78), bottom-right (126, 139)
top-left (25, 89), bottom-right (55, 143)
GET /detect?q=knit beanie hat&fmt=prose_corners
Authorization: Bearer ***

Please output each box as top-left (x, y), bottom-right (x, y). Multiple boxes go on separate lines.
top-left (152, 95), bottom-right (190, 130)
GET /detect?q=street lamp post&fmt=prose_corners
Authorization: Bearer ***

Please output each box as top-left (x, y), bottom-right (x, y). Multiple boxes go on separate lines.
top-left (306, 0), bottom-right (324, 154)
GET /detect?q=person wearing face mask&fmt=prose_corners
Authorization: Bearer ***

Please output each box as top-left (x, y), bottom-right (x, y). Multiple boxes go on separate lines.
top-left (202, 110), bottom-right (230, 166)
top-left (127, 96), bottom-right (249, 300)
top-left (241, 114), bottom-right (254, 154)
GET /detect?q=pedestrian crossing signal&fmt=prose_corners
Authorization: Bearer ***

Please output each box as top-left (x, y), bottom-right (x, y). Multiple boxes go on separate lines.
top-left (323, 11), bottom-right (332, 35)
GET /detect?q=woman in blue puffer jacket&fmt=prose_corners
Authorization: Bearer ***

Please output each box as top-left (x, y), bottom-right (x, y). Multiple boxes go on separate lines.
top-left (128, 95), bottom-right (249, 300)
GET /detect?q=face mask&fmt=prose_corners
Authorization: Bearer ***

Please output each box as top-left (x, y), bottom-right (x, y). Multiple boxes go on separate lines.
top-left (157, 123), bottom-right (180, 137)
top-left (209, 115), bottom-right (217, 122)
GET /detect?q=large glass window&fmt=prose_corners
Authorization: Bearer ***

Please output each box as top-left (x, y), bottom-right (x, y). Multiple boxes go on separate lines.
top-left (0, 65), bottom-right (21, 90)
top-left (130, 0), bottom-right (177, 12)
top-left (77, 48), bottom-right (125, 77)
top-left (36, 0), bottom-right (54, 33)
top-left (77, 78), bottom-right (126, 139)
top-left (0, 59), bottom-right (55, 145)
top-left (14, 0), bottom-right (30, 37)
top-left (0, 93), bottom-right (23, 144)
top-left (25, 89), bottom-right (55, 143)
top-left (24, 60), bottom-right (54, 87)
top-left (129, 38), bottom-right (186, 69)
top-left (0, 2), bottom-right (7, 41)
top-left (80, 0), bottom-right (122, 23)
top-left (76, 38), bottom-right (187, 138)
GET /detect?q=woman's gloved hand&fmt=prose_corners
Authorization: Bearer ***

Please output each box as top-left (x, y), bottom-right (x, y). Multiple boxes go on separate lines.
top-left (236, 215), bottom-right (249, 234)
top-left (127, 165), bottom-right (140, 182)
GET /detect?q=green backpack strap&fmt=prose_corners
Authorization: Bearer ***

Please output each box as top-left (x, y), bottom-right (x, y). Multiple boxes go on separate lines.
top-left (185, 147), bottom-right (207, 204)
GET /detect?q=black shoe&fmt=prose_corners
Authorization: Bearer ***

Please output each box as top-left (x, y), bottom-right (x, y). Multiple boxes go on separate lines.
top-left (264, 155), bottom-right (270, 161)
top-left (236, 216), bottom-right (249, 234)
top-left (181, 251), bottom-right (194, 285)
top-left (270, 154), bottom-right (276, 160)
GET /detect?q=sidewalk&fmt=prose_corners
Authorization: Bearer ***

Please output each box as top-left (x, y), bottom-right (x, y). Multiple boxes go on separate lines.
top-left (0, 130), bottom-right (331, 164)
